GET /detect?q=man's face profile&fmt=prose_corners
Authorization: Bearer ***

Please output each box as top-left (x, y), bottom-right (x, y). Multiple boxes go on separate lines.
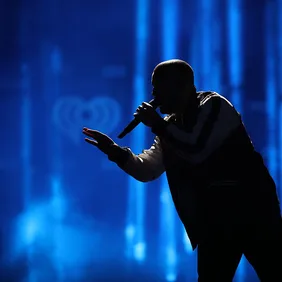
top-left (151, 60), bottom-right (195, 114)
top-left (152, 76), bottom-right (190, 115)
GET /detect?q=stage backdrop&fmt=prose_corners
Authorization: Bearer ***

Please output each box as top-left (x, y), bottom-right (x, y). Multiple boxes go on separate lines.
top-left (1, 0), bottom-right (282, 281)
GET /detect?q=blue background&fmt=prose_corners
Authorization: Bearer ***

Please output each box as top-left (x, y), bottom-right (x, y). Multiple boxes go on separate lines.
top-left (1, 0), bottom-right (282, 281)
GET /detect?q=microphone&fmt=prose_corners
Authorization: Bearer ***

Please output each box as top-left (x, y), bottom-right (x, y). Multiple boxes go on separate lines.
top-left (117, 98), bottom-right (160, 139)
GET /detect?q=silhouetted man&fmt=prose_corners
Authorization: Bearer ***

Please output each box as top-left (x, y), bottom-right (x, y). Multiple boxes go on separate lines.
top-left (83, 59), bottom-right (282, 281)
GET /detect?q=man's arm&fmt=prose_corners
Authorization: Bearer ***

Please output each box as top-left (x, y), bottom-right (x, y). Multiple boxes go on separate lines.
top-left (82, 127), bottom-right (165, 182)
top-left (151, 93), bottom-right (242, 164)
top-left (112, 136), bottom-right (165, 182)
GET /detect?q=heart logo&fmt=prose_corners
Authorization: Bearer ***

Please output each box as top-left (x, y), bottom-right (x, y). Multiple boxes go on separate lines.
top-left (53, 96), bottom-right (121, 144)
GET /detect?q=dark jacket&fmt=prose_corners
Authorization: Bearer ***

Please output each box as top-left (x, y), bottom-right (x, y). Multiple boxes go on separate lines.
top-left (117, 91), bottom-right (281, 250)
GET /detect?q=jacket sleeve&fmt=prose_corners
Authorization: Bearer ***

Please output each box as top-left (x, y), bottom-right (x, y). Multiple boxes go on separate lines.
top-left (151, 94), bottom-right (242, 164)
top-left (117, 136), bottom-right (165, 182)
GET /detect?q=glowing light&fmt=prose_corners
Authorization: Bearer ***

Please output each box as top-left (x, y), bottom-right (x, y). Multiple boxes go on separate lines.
top-left (125, 224), bottom-right (136, 240)
top-left (23, 217), bottom-right (40, 245)
top-left (134, 242), bottom-right (146, 262)
top-left (160, 0), bottom-right (179, 279)
top-left (265, 1), bottom-right (278, 182)
top-left (183, 230), bottom-right (193, 253)
top-left (166, 273), bottom-right (177, 282)
top-left (278, 0), bottom-right (282, 198)
top-left (227, 0), bottom-right (243, 111)
top-left (21, 64), bottom-right (31, 208)
top-left (125, 0), bottom-right (150, 261)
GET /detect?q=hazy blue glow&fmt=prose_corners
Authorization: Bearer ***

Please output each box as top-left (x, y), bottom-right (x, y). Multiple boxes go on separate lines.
top-left (211, 18), bottom-right (222, 92)
top-left (21, 64), bottom-right (31, 209)
top-left (2, 1), bottom-right (280, 281)
top-left (278, 0), bottom-right (282, 198)
top-left (228, 0), bottom-right (242, 111)
top-left (160, 0), bottom-right (180, 279)
top-left (162, 0), bottom-right (178, 58)
top-left (183, 229), bottom-right (193, 253)
top-left (11, 198), bottom-right (110, 281)
top-left (200, 0), bottom-right (212, 89)
top-left (125, 0), bottom-right (149, 262)
top-left (265, 1), bottom-right (278, 183)
top-left (20, 64), bottom-right (33, 282)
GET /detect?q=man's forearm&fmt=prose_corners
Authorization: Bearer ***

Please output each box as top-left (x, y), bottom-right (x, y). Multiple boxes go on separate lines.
top-left (108, 145), bottom-right (164, 182)
top-left (107, 145), bottom-right (131, 167)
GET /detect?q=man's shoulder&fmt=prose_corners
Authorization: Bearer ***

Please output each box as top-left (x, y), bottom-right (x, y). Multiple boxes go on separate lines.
top-left (198, 91), bottom-right (233, 108)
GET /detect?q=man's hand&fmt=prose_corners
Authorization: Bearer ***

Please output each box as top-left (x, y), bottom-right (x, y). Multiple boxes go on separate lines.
top-left (82, 128), bottom-right (129, 164)
top-left (134, 102), bottom-right (163, 128)
top-left (83, 128), bottom-right (116, 154)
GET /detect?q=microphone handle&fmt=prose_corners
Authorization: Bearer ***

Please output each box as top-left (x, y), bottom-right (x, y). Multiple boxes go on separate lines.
top-left (117, 119), bottom-right (140, 139)
top-left (117, 99), bottom-right (159, 139)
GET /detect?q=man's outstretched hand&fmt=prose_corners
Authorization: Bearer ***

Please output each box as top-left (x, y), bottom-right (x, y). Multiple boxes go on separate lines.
top-left (82, 128), bottom-right (116, 154)
top-left (82, 128), bottom-right (129, 163)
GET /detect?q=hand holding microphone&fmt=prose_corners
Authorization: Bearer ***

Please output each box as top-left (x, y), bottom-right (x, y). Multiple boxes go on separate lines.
top-left (83, 98), bottom-right (163, 165)
top-left (118, 98), bottom-right (162, 138)
top-left (133, 102), bottom-right (163, 126)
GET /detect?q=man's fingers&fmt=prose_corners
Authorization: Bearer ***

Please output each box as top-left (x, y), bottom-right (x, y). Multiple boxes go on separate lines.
top-left (136, 105), bottom-right (146, 112)
top-left (134, 111), bottom-right (141, 118)
top-left (83, 128), bottom-right (101, 136)
top-left (83, 130), bottom-right (97, 138)
top-left (85, 138), bottom-right (109, 154)
top-left (135, 102), bottom-right (152, 114)
top-left (84, 138), bottom-right (98, 146)
top-left (83, 128), bottom-right (109, 140)
top-left (85, 138), bottom-right (111, 154)
top-left (142, 102), bottom-right (151, 108)
top-left (83, 128), bottom-right (114, 148)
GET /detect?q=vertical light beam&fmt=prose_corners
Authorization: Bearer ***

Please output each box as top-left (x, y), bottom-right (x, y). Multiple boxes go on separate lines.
top-left (20, 65), bottom-right (34, 282)
top-left (21, 65), bottom-right (32, 214)
top-left (50, 46), bottom-right (65, 281)
top-left (160, 0), bottom-right (179, 280)
top-left (265, 1), bottom-right (278, 184)
top-left (200, 0), bottom-right (212, 89)
top-left (227, 0), bottom-right (243, 112)
top-left (125, 0), bottom-right (149, 262)
top-left (211, 2), bottom-right (222, 93)
top-left (41, 43), bottom-right (65, 281)
top-left (278, 0), bottom-right (282, 199)
top-left (19, 3), bottom-right (33, 279)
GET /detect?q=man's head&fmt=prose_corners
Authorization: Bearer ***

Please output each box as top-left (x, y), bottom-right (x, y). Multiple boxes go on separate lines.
top-left (151, 59), bottom-right (197, 114)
